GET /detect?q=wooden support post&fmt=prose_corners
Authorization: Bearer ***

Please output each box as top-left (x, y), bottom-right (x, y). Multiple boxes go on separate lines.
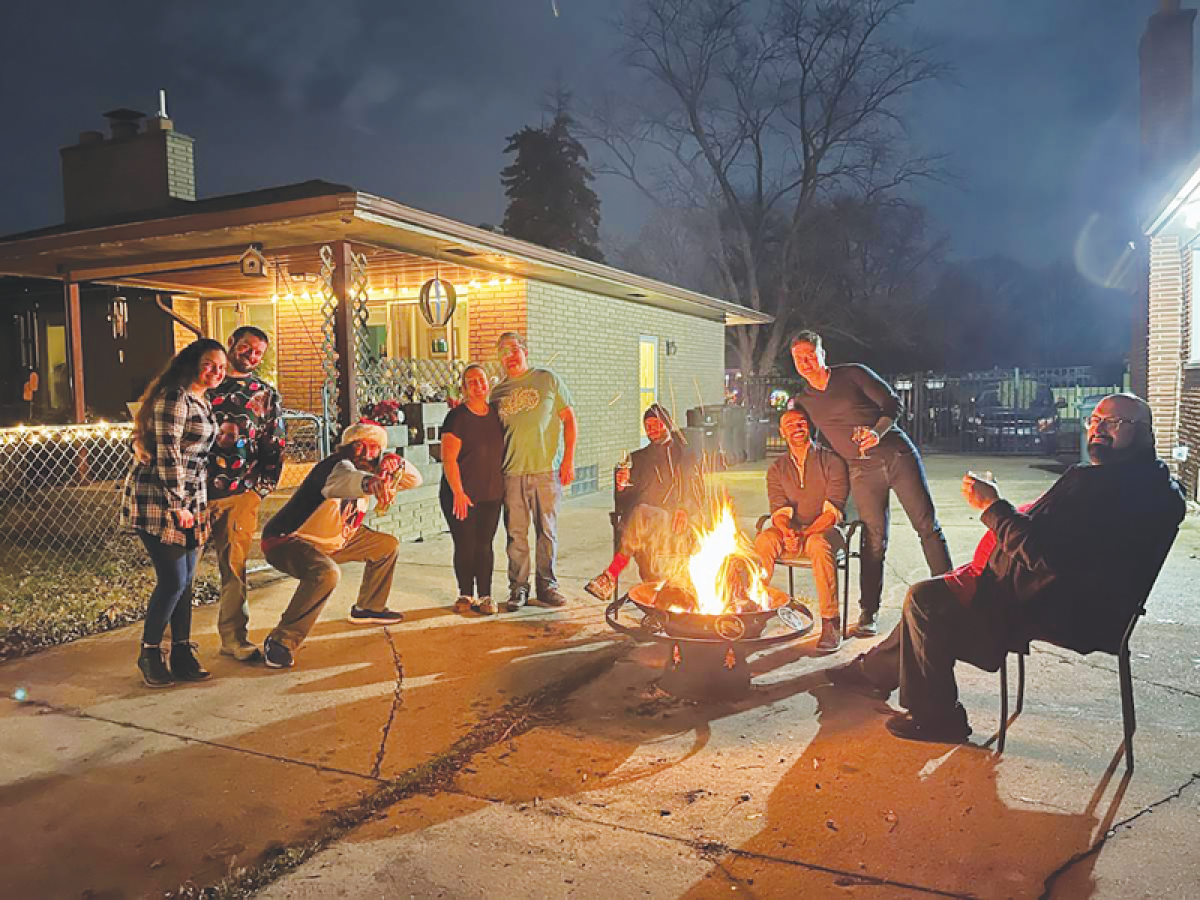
top-left (330, 241), bottom-right (358, 431)
top-left (64, 279), bottom-right (86, 424)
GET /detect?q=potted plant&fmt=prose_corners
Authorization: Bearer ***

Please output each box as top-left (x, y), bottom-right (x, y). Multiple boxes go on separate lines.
top-left (360, 400), bottom-right (407, 449)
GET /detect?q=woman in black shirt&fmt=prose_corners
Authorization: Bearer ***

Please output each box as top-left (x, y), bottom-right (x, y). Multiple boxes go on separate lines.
top-left (790, 330), bottom-right (951, 636)
top-left (441, 364), bottom-right (506, 614)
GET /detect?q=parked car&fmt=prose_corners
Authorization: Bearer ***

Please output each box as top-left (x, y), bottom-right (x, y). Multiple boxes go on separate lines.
top-left (964, 386), bottom-right (1061, 454)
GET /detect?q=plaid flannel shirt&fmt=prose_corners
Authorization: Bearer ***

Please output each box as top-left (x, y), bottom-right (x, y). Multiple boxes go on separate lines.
top-left (121, 389), bottom-right (217, 546)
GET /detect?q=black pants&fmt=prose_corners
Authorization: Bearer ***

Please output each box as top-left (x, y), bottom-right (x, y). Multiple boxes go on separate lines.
top-left (440, 485), bottom-right (503, 598)
top-left (137, 530), bottom-right (198, 645)
top-left (859, 577), bottom-right (1013, 719)
top-left (849, 447), bottom-right (952, 613)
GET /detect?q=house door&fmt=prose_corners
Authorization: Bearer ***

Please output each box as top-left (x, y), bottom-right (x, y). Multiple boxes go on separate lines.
top-left (639, 336), bottom-right (658, 446)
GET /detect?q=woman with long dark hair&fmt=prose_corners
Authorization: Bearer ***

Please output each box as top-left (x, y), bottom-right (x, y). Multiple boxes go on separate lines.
top-left (121, 338), bottom-right (227, 687)
top-left (441, 363), bottom-right (505, 615)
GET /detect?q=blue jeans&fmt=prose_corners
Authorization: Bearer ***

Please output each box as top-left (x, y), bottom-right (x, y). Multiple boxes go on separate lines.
top-left (503, 473), bottom-right (561, 593)
top-left (137, 530), bottom-right (199, 645)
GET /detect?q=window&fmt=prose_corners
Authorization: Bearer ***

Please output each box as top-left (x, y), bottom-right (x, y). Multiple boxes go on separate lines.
top-left (210, 300), bottom-right (279, 385)
top-left (639, 336), bottom-right (658, 446)
top-left (366, 297), bottom-right (469, 362)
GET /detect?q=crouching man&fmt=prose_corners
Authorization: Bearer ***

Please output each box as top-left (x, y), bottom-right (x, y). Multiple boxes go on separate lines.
top-left (259, 422), bottom-right (422, 668)
top-left (754, 408), bottom-right (849, 652)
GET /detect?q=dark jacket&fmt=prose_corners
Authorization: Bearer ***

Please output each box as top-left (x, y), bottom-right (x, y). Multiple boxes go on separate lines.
top-left (765, 445), bottom-right (849, 529)
top-left (263, 448), bottom-right (363, 540)
top-left (979, 457), bottom-right (1185, 655)
top-left (615, 436), bottom-right (702, 520)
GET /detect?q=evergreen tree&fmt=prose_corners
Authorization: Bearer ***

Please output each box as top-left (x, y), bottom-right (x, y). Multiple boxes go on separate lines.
top-left (501, 111), bottom-right (604, 262)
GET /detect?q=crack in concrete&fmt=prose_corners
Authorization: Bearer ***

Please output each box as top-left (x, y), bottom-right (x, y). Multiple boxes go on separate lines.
top-left (447, 790), bottom-right (974, 899)
top-left (1034, 646), bottom-right (1200, 701)
top-left (190, 644), bottom-right (629, 898)
top-left (11, 697), bottom-right (385, 784)
top-left (1037, 771), bottom-right (1200, 899)
top-left (370, 626), bottom-right (405, 780)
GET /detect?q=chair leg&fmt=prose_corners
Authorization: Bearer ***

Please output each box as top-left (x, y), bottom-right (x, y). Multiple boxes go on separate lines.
top-left (840, 558), bottom-right (850, 638)
top-left (1016, 653), bottom-right (1025, 716)
top-left (1119, 648), bottom-right (1136, 771)
top-left (999, 655), bottom-right (1008, 753)
top-left (788, 567), bottom-right (795, 601)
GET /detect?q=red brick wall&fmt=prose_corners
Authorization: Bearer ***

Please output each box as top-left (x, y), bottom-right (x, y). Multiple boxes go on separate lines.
top-left (467, 281), bottom-right (527, 363)
top-left (275, 293), bottom-right (325, 414)
top-left (1147, 234), bottom-right (1185, 468)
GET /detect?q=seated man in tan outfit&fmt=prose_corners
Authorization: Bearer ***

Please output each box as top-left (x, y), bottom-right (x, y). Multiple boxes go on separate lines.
top-left (754, 409), bottom-right (849, 652)
top-left (259, 422), bottom-right (422, 669)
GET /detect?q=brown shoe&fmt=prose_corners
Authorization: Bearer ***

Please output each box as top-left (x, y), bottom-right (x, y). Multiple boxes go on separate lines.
top-left (816, 618), bottom-right (842, 653)
top-left (219, 642), bottom-right (263, 663)
top-left (453, 595), bottom-right (473, 614)
top-left (585, 571), bottom-right (616, 602)
top-left (826, 656), bottom-right (891, 700)
top-left (854, 610), bottom-right (880, 637)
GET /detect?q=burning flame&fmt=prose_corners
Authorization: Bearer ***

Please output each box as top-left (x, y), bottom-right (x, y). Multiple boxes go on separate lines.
top-left (685, 501), bottom-right (772, 615)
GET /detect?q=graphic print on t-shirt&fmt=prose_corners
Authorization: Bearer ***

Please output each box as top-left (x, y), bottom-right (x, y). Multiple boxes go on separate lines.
top-left (498, 387), bottom-right (541, 419)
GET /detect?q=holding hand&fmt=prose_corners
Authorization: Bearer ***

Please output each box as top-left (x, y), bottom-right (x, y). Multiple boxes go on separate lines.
top-left (378, 453), bottom-right (403, 476)
top-left (671, 509), bottom-right (688, 534)
top-left (172, 508), bottom-right (195, 529)
top-left (962, 471), bottom-right (1000, 510)
top-left (782, 526), bottom-right (802, 557)
top-left (615, 466), bottom-right (631, 491)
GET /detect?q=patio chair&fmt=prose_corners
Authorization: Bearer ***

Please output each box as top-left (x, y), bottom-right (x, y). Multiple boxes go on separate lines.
top-left (997, 530), bottom-right (1178, 771)
top-left (754, 516), bottom-right (863, 638)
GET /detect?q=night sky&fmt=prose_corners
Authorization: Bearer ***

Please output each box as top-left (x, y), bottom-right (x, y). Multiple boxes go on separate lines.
top-left (0, 1), bottom-right (1176, 276)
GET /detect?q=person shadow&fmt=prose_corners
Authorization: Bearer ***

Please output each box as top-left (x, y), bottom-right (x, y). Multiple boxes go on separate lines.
top-left (672, 651), bottom-right (1133, 899)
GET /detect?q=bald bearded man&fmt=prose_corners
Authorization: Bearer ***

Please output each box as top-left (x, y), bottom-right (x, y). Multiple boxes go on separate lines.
top-left (826, 393), bottom-right (1186, 743)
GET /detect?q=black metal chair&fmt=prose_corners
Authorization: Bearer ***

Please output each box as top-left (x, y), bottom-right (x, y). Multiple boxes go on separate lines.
top-left (997, 531), bottom-right (1178, 771)
top-left (754, 516), bottom-right (863, 638)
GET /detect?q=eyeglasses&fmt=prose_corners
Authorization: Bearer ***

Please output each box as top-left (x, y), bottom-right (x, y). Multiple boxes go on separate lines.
top-left (1086, 415), bottom-right (1140, 430)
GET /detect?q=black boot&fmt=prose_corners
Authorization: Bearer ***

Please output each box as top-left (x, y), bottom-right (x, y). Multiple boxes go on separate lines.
top-left (170, 641), bottom-right (211, 682)
top-left (138, 644), bottom-right (174, 688)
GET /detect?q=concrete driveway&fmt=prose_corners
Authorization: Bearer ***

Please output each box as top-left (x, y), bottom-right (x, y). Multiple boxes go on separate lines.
top-left (1, 454), bottom-right (1197, 898)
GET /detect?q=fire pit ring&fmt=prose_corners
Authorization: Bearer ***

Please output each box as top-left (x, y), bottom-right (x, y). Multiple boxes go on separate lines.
top-left (605, 582), bottom-right (816, 701)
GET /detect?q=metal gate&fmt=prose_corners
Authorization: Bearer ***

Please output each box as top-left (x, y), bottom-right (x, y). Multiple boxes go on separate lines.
top-left (892, 367), bottom-right (1123, 456)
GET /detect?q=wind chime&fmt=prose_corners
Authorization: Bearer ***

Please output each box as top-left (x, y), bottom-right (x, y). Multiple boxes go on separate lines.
top-left (109, 295), bottom-right (129, 363)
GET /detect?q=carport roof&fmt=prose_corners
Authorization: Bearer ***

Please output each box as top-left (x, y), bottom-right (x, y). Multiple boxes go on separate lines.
top-left (0, 180), bottom-right (771, 327)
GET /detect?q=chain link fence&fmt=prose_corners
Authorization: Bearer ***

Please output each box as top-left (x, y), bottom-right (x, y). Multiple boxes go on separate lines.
top-left (277, 410), bottom-right (329, 491)
top-left (0, 423), bottom-right (140, 577)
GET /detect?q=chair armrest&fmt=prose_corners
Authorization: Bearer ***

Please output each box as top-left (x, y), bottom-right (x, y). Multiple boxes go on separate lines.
top-left (755, 514), bottom-right (770, 533)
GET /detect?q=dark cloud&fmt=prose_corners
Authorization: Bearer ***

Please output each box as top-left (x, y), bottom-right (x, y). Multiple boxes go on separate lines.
top-left (0, 0), bottom-right (1177, 271)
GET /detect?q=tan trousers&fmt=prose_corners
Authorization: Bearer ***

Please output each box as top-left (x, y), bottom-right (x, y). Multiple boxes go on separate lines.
top-left (619, 504), bottom-right (696, 583)
top-left (754, 526), bottom-right (843, 620)
top-left (264, 527), bottom-right (400, 650)
top-left (208, 491), bottom-right (262, 650)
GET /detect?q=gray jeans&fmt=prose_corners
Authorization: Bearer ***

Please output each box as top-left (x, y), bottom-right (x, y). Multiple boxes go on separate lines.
top-left (503, 472), bottom-right (562, 593)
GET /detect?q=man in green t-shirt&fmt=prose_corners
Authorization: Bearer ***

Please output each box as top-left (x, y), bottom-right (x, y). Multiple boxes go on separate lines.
top-left (491, 331), bottom-right (577, 610)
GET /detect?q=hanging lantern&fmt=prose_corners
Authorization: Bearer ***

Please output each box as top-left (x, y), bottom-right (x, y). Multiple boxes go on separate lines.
top-left (418, 277), bottom-right (456, 328)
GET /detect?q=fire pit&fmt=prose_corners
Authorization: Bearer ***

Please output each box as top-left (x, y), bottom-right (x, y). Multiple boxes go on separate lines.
top-left (605, 581), bottom-right (814, 701)
top-left (604, 496), bottom-right (816, 700)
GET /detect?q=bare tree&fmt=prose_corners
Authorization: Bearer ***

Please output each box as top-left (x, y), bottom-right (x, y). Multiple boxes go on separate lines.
top-left (585, 0), bottom-right (948, 386)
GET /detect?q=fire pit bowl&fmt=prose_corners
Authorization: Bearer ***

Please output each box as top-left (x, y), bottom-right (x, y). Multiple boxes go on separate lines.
top-left (623, 580), bottom-right (794, 641)
top-left (604, 582), bottom-right (816, 701)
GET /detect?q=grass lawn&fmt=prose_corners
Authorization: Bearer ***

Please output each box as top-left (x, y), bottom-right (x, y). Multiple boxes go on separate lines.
top-left (0, 537), bottom-right (218, 661)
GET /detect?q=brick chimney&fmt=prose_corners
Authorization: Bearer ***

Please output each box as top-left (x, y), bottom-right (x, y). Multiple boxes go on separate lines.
top-left (60, 100), bottom-right (196, 224)
top-left (1140, 0), bottom-right (1196, 207)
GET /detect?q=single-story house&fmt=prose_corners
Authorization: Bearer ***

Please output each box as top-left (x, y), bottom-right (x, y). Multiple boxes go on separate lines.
top-left (0, 108), bottom-right (769, 540)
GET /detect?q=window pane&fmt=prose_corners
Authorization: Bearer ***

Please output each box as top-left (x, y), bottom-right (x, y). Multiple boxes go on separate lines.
top-left (244, 304), bottom-right (278, 386)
